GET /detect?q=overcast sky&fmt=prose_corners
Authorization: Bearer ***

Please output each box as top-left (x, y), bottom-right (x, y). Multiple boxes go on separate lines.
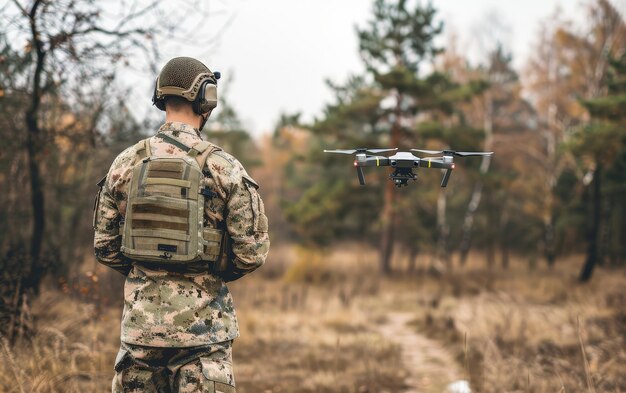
top-left (136, 0), bottom-right (626, 137)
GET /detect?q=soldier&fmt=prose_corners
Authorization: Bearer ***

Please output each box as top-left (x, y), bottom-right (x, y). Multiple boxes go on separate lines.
top-left (93, 57), bottom-right (270, 392)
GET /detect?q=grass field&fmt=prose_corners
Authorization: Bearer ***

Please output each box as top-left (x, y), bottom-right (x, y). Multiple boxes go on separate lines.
top-left (1, 244), bottom-right (624, 392)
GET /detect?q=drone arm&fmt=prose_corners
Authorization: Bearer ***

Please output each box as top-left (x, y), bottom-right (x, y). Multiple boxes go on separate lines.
top-left (416, 158), bottom-right (455, 187)
top-left (357, 156), bottom-right (390, 167)
top-left (418, 159), bottom-right (450, 170)
top-left (352, 156), bottom-right (391, 185)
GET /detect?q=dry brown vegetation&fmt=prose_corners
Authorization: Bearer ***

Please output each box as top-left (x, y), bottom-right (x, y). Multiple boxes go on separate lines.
top-left (409, 254), bottom-right (626, 392)
top-left (1, 244), bottom-right (625, 392)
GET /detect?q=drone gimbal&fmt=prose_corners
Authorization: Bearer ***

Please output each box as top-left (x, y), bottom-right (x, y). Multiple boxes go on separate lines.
top-left (323, 148), bottom-right (493, 188)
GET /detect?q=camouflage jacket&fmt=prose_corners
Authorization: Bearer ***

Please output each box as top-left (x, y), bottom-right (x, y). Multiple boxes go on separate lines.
top-left (93, 122), bottom-right (270, 347)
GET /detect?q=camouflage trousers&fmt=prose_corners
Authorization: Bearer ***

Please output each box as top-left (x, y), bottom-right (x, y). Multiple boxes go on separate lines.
top-left (112, 340), bottom-right (235, 393)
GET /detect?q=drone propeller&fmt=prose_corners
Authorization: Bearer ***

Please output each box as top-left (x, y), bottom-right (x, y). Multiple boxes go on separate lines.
top-left (366, 148), bottom-right (398, 154)
top-left (324, 148), bottom-right (398, 155)
top-left (324, 149), bottom-right (360, 155)
top-left (411, 149), bottom-right (493, 157)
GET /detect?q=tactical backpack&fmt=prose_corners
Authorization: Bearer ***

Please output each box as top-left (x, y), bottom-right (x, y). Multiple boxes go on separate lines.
top-left (120, 133), bottom-right (227, 265)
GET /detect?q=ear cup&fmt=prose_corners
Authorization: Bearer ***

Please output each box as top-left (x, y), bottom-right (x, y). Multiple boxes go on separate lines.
top-left (152, 78), bottom-right (166, 111)
top-left (201, 83), bottom-right (218, 112)
top-left (191, 81), bottom-right (204, 115)
top-left (193, 80), bottom-right (218, 115)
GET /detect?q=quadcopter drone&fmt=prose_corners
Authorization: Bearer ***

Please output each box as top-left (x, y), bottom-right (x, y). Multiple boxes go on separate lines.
top-left (323, 148), bottom-right (493, 188)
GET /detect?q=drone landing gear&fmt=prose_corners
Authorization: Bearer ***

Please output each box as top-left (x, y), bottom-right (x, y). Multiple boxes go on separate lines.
top-left (390, 168), bottom-right (417, 187)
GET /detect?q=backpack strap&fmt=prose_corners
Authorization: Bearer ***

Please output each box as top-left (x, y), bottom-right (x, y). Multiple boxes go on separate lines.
top-left (192, 141), bottom-right (222, 172)
top-left (153, 132), bottom-right (222, 170)
top-left (144, 138), bottom-right (152, 157)
top-left (156, 132), bottom-right (191, 152)
top-left (134, 138), bottom-right (152, 160)
top-left (186, 141), bottom-right (211, 158)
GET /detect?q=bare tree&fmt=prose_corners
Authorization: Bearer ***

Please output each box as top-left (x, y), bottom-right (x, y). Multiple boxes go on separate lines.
top-left (0, 0), bottom-right (224, 341)
top-left (524, 0), bottom-right (626, 270)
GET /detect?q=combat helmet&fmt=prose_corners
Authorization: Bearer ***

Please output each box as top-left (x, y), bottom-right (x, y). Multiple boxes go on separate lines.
top-left (152, 57), bottom-right (220, 115)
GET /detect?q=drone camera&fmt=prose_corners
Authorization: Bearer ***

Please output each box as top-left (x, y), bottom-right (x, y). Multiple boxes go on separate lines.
top-left (390, 160), bottom-right (397, 167)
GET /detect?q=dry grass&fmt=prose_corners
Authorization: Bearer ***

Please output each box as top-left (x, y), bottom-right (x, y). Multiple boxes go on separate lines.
top-left (1, 245), bottom-right (625, 393)
top-left (409, 253), bottom-right (626, 392)
top-left (0, 295), bottom-right (120, 392)
top-left (225, 244), bottom-right (409, 391)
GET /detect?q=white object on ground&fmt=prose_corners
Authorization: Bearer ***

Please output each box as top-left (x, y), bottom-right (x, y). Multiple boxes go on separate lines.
top-left (447, 380), bottom-right (471, 393)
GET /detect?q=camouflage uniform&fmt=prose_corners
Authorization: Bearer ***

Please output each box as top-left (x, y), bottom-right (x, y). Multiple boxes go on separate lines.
top-left (112, 341), bottom-right (234, 393)
top-left (94, 121), bottom-right (269, 392)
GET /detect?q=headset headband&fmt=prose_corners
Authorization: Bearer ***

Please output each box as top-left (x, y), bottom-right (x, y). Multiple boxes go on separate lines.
top-left (155, 72), bottom-right (217, 102)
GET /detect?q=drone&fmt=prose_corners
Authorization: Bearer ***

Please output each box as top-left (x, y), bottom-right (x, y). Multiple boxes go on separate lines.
top-left (323, 148), bottom-right (493, 188)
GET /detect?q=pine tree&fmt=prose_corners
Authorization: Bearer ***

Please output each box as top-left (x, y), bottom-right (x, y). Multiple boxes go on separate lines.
top-left (576, 53), bottom-right (626, 282)
top-left (283, 76), bottom-right (385, 247)
top-left (357, 0), bottom-right (486, 273)
top-left (282, 1), bottom-right (486, 272)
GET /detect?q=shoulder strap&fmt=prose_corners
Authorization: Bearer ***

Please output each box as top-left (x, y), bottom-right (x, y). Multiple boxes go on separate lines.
top-left (153, 132), bottom-right (222, 170)
top-left (156, 132), bottom-right (191, 152)
top-left (195, 142), bottom-right (222, 171)
top-left (134, 138), bottom-right (152, 160)
top-left (144, 138), bottom-right (152, 157)
top-left (187, 140), bottom-right (211, 158)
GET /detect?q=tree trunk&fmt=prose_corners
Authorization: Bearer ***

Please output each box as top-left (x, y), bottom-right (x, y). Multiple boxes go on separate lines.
top-left (487, 241), bottom-right (495, 268)
top-left (379, 182), bottom-right (395, 274)
top-left (26, 120), bottom-right (45, 264)
top-left (544, 219), bottom-right (556, 268)
top-left (26, 0), bottom-right (46, 265)
top-left (543, 102), bottom-right (558, 268)
top-left (378, 93), bottom-right (402, 275)
top-left (500, 203), bottom-right (510, 269)
top-left (617, 193), bottom-right (626, 266)
top-left (501, 237), bottom-right (509, 269)
top-left (436, 189), bottom-right (450, 268)
top-left (600, 197), bottom-right (611, 267)
top-left (459, 94), bottom-right (493, 265)
top-left (408, 247), bottom-right (419, 272)
top-left (580, 163), bottom-right (602, 282)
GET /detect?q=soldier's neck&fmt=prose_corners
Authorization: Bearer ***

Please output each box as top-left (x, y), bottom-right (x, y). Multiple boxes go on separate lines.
top-left (165, 110), bottom-right (202, 130)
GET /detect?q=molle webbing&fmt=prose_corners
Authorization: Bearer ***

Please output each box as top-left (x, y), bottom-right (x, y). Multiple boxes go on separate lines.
top-left (121, 136), bottom-right (225, 265)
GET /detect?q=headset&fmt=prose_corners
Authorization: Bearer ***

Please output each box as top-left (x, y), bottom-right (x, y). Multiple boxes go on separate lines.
top-left (152, 71), bottom-right (221, 116)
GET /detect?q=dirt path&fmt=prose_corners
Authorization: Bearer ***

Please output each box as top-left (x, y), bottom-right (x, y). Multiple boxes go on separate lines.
top-left (379, 312), bottom-right (465, 393)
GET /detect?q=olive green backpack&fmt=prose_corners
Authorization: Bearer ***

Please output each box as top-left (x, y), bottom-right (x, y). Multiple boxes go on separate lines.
top-left (120, 133), bottom-right (227, 265)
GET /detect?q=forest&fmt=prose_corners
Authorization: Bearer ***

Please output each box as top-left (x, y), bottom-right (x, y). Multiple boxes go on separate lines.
top-left (0, 0), bottom-right (625, 392)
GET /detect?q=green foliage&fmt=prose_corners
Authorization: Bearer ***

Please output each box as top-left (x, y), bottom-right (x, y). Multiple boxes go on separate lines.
top-left (357, 0), bottom-right (443, 74)
top-left (574, 53), bottom-right (626, 164)
top-left (568, 49), bottom-right (626, 277)
top-left (282, 0), bottom-right (488, 261)
top-left (582, 95), bottom-right (626, 121)
top-left (416, 122), bottom-right (485, 150)
top-left (284, 181), bottom-right (346, 246)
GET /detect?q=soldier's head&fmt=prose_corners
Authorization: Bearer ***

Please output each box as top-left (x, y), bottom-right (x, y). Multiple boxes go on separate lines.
top-left (152, 57), bottom-right (220, 130)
